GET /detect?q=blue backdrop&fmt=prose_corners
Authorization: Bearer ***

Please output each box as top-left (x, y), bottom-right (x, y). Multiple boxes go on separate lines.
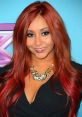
top-left (0, 0), bottom-right (82, 116)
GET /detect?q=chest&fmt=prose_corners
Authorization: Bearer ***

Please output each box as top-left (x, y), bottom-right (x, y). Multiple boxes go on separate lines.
top-left (9, 81), bottom-right (70, 117)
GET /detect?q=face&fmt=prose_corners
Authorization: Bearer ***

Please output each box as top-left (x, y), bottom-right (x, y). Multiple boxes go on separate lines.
top-left (26, 15), bottom-right (55, 60)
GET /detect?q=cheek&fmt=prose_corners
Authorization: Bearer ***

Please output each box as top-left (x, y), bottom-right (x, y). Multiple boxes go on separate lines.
top-left (46, 37), bottom-right (54, 47)
top-left (26, 39), bottom-right (33, 47)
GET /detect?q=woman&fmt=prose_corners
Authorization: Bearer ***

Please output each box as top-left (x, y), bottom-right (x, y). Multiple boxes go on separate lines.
top-left (0, 1), bottom-right (82, 117)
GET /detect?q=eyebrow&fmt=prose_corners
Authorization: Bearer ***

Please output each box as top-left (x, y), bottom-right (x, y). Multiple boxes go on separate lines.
top-left (27, 27), bottom-right (49, 32)
top-left (40, 27), bottom-right (49, 31)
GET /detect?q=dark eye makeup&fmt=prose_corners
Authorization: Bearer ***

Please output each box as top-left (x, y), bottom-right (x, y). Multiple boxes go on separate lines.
top-left (27, 33), bottom-right (34, 38)
top-left (27, 30), bottom-right (50, 38)
top-left (41, 31), bottom-right (50, 36)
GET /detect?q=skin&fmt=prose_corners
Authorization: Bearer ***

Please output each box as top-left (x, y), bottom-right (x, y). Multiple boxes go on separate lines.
top-left (26, 15), bottom-right (55, 70)
top-left (24, 15), bottom-right (55, 104)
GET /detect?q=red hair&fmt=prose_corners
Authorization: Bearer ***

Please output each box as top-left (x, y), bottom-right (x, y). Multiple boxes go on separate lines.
top-left (0, 1), bottom-right (82, 117)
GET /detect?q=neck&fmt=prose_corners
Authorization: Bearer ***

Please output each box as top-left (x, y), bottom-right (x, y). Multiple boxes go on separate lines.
top-left (31, 55), bottom-right (55, 73)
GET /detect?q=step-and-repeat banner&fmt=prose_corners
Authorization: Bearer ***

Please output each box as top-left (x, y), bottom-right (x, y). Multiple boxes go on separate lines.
top-left (0, 24), bottom-right (14, 67)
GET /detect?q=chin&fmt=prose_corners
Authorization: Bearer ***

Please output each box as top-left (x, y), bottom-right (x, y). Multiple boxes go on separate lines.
top-left (35, 54), bottom-right (49, 59)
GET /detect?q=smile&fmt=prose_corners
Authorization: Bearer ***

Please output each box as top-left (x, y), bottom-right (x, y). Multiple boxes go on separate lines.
top-left (34, 48), bottom-right (45, 53)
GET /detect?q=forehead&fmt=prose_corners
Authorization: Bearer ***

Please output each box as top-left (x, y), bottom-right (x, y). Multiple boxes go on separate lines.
top-left (28, 15), bottom-right (49, 30)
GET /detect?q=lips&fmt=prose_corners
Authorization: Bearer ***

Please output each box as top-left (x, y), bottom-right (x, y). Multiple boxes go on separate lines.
top-left (34, 48), bottom-right (45, 53)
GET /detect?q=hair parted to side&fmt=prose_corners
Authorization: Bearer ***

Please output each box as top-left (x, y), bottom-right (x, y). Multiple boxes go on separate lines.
top-left (0, 1), bottom-right (82, 117)
top-left (13, 0), bottom-right (71, 75)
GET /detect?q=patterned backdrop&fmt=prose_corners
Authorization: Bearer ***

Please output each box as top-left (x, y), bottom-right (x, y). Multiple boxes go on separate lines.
top-left (0, 24), bottom-right (14, 67)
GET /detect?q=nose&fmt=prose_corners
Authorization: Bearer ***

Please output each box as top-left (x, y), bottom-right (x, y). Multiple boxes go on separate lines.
top-left (35, 34), bottom-right (42, 46)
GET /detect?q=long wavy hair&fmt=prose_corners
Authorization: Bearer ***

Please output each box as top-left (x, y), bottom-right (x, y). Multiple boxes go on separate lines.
top-left (0, 1), bottom-right (82, 117)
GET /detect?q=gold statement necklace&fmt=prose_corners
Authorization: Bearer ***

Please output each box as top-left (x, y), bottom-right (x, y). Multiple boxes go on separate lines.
top-left (30, 64), bottom-right (54, 81)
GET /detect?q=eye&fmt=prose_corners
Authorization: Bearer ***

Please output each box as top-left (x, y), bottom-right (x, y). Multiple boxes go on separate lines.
top-left (41, 31), bottom-right (50, 36)
top-left (27, 33), bottom-right (34, 38)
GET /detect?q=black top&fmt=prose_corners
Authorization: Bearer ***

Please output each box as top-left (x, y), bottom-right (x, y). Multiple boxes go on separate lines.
top-left (0, 61), bottom-right (82, 117)
top-left (9, 76), bottom-right (71, 117)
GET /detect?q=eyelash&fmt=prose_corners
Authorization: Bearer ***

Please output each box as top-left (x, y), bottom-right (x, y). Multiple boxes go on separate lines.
top-left (27, 31), bottom-right (50, 38)
top-left (27, 33), bottom-right (34, 38)
top-left (41, 31), bottom-right (49, 36)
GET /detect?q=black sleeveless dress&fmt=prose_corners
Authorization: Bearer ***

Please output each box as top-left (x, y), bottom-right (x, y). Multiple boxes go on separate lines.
top-left (0, 61), bottom-right (82, 117)
top-left (8, 75), bottom-right (71, 117)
